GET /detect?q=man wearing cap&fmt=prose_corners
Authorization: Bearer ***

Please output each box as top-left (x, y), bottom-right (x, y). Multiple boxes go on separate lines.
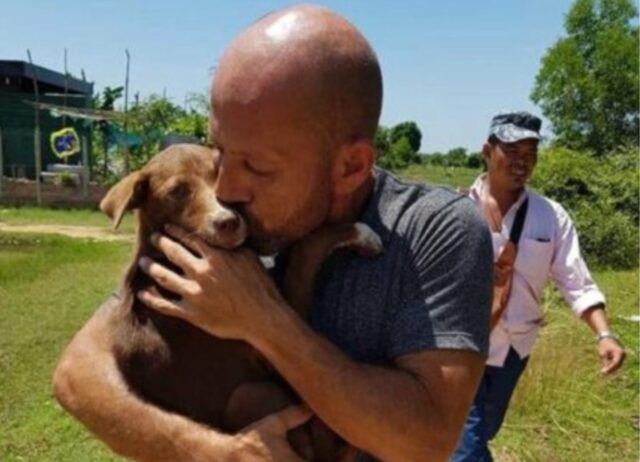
top-left (450, 111), bottom-right (626, 461)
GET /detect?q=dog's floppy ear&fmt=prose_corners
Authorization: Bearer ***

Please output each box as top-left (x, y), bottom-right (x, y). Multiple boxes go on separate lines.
top-left (100, 171), bottom-right (148, 229)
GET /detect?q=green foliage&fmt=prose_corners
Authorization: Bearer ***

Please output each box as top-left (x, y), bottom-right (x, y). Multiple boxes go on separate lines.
top-left (466, 152), bottom-right (483, 169)
top-left (422, 148), bottom-right (483, 169)
top-left (91, 92), bottom-right (209, 182)
top-left (531, 0), bottom-right (639, 154)
top-left (389, 121), bottom-right (422, 153)
top-left (94, 86), bottom-right (124, 111)
top-left (375, 122), bottom-right (422, 170)
top-left (531, 146), bottom-right (639, 268)
top-left (444, 147), bottom-right (468, 166)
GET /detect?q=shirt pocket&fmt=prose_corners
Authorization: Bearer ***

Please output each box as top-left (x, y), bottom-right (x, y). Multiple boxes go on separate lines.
top-left (515, 238), bottom-right (553, 289)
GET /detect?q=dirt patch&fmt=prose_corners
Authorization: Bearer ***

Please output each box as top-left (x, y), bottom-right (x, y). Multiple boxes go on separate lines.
top-left (0, 223), bottom-right (134, 242)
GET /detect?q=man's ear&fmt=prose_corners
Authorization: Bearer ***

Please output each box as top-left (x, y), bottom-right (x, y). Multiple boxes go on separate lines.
top-left (482, 142), bottom-right (493, 163)
top-left (100, 171), bottom-right (148, 229)
top-left (331, 140), bottom-right (375, 196)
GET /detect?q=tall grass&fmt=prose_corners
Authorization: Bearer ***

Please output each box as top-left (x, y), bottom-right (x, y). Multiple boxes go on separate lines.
top-left (492, 272), bottom-right (639, 461)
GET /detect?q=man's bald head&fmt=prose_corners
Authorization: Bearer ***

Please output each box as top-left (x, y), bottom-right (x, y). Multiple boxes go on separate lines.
top-left (212, 4), bottom-right (383, 145)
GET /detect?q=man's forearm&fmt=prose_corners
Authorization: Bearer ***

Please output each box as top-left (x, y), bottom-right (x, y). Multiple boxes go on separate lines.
top-left (54, 347), bottom-right (236, 462)
top-left (251, 302), bottom-right (476, 462)
top-left (581, 304), bottom-right (610, 334)
top-left (52, 309), bottom-right (237, 462)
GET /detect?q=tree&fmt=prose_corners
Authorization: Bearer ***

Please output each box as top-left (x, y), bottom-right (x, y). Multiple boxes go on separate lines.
top-left (466, 152), bottom-right (483, 169)
top-left (92, 92), bottom-right (210, 179)
top-left (389, 121), bottom-right (422, 153)
top-left (390, 136), bottom-right (414, 168)
top-left (445, 147), bottom-right (468, 167)
top-left (531, 0), bottom-right (639, 155)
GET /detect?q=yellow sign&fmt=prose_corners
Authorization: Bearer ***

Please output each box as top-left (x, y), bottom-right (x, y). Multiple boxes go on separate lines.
top-left (50, 127), bottom-right (80, 159)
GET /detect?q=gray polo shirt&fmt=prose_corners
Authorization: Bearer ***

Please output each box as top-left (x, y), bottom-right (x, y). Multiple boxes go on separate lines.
top-left (273, 168), bottom-right (493, 461)
top-left (309, 168), bottom-right (492, 365)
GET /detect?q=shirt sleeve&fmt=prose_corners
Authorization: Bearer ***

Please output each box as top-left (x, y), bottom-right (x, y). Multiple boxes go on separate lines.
top-left (387, 194), bottom-right (494, 359)
top-left (550, 204), bottom-right (606, 315)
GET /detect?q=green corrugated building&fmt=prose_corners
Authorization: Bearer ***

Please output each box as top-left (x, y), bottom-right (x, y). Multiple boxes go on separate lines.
top-left (0, 60), bottom-right (93, 178)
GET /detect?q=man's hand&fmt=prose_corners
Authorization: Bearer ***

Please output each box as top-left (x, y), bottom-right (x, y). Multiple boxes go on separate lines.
top-left (580, 305), bottom-right (626, 376)
top-left (232, 406), bottom-right (314, 462)
top-left (598, 337), bottom-right (625, 375)
top-left (137, 225), bottom-right (285, 342)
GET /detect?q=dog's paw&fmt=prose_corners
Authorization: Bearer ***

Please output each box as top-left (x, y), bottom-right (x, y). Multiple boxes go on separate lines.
top-left (341, 223), bottom-right (383, 257)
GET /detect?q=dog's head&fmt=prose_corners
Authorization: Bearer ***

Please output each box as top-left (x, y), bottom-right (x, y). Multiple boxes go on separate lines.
top-left (100, 144), bottom-right (246, 249)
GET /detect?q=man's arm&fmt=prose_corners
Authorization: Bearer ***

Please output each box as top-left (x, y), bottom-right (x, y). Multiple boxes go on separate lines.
top-left (140, 274), bottom-right (484, 462)
top-left (254, 306), bottom-right (485, 462)
top-left (547, 205), bottom-right (625, 375)
top-left (52, 302), bottom-right (309, 462)
top-left (580, 305), bottom-right (625, 375)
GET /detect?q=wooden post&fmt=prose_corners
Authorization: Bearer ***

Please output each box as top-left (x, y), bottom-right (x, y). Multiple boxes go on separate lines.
top-left (82, 134), bottom-right (89, 199)
top-left (123, 49), bottom-right (131, 174)
top-left (63, 48), bottom-right (69, 126)
top-left (27, 50), bottom-right (42, 206)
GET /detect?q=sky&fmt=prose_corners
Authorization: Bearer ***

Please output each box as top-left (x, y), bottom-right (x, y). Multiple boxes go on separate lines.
top-left (0, 0), bottom-right (575, 152)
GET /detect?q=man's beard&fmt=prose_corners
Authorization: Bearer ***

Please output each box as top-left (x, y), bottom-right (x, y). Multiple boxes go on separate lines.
top-left (236, 199), bottom-right (330, 256)
top-left (235, 208), bottom-right (300, 256)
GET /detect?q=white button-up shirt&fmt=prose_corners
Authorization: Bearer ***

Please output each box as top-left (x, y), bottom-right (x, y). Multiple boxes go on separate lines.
top-left (469, 174), bottom-right (605, 367)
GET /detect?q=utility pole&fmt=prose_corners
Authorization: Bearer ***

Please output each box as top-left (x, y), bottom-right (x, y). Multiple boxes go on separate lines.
top-left (123, 49), bottom-right (131, 174)
top-left (27, 50), bottom-right (42, 206)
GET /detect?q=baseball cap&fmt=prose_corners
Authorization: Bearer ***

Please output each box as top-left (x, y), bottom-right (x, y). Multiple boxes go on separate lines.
top-left (489, 111), bottom-right (542, 143)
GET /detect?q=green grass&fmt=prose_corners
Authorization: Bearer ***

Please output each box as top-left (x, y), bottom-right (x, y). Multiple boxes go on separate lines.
top-left (492, 270), bottom-right (639, 461)
top-left (396, 163), bottom-right (482, 188)
top-left (1, 195), bottom-right (638, 461)
top-left (0, 206), bottom-right (135, 233)
top-left (0, 233), bottom-right (132, 461)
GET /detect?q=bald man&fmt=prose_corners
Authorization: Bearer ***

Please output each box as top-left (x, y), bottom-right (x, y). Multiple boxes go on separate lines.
top-left (53, 5), bottom-right (493, 461)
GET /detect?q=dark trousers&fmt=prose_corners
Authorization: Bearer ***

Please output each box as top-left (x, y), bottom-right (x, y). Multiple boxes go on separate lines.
top-left (450, 347), bottom-right (529, 462)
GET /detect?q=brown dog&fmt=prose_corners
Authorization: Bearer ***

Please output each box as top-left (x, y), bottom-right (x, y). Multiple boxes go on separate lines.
top-left (97, 144), bottom-right (381, 461)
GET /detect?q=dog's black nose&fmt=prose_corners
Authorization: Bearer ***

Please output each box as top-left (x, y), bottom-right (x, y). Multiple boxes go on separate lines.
top-left (213, 214), bottom-right (240, 233)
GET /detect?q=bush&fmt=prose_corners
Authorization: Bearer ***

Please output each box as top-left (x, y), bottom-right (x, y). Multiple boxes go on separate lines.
top-left (531, 147), bottom-right (639, 269)
top-left (54, 172), bottom-right (78, 188)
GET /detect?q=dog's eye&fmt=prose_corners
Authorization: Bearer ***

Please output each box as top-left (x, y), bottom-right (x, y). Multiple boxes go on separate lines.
top-left (168, 183), bottom-right (191, 201)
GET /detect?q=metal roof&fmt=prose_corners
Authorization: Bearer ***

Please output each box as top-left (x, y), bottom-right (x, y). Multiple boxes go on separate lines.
top-left (0, 60), bottom-right (93, 95)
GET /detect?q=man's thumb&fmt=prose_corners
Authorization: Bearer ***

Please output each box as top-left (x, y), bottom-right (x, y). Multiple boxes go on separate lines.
top-left (276, 405), bottom-right (314, 430)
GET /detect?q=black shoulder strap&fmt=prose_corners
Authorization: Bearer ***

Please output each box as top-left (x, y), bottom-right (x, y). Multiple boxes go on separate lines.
top-left (509, 198), bottom-right (529, 246)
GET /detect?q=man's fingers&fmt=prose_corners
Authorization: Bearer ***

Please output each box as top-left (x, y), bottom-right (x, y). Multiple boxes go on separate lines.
top-left (139, 256), bottom-right (194, 295)
top-left (150, 232), bottom-right (202, 273)
top-left (137, 289), bottom-right (188, 320)
top-left (275, 405), bottom-right (314, 431)
top-left (600, 346), bottom-right (625, 375)
top-left (164, 224), bottom-right (209, 257)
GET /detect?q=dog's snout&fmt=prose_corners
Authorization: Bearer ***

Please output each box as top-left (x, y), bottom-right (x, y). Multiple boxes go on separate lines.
top-left (213, 214), bottom-right (240, 233)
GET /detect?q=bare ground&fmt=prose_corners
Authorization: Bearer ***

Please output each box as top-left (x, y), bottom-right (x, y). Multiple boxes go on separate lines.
top-left (0, 223), bottom-right (134, 241)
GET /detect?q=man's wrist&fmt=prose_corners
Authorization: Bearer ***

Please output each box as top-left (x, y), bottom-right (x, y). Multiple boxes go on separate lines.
top-left (596, 330), bottom-right (618, 343)
top-left (246, 296), bottom-right (296, 350)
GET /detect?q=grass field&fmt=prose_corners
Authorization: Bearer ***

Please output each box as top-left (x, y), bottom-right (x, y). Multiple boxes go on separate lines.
top-left (0, 206), bottom-right (136, 235)
top-left (1, 167), bottom-right (638, 461)
top-left (397, 163), bottom-right (482, 188)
